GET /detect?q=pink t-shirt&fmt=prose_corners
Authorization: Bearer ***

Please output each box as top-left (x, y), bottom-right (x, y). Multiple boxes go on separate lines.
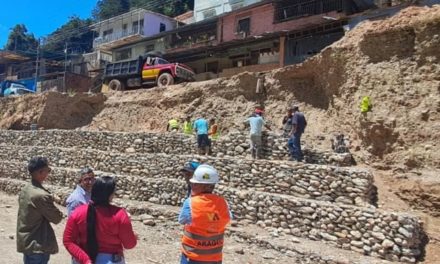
top-left (63, 204), bottom-right (137, 264)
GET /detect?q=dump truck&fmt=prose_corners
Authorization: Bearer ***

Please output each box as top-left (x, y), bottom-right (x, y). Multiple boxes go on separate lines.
top-left (0, 80), bottom-right (34, 97)
top-left (103, 55), bottom-right (195, 91)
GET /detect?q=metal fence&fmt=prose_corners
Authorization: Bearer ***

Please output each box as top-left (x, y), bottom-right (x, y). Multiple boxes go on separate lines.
top-left (275, 0), bottom-right (345, 22)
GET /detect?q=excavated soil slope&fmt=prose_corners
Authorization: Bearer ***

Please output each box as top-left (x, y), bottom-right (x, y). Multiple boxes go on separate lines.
top-left (0, 92), bottom-right (105, 130)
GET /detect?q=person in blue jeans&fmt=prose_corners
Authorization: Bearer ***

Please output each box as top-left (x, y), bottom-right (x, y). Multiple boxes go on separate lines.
top-left (288, 106), bottom-right (307, 161)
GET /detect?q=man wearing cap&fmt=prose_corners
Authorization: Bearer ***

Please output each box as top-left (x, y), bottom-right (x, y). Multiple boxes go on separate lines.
top-left (288, 106), bottom-right (307, 161)
top-left (180, 161), bottom-right (200, 198)
top-left (65, 167), bottom-right (95, 217)
top-left (178, 165), bottom-right (232, 264)
top-left (243, 109), bottom-right (271, 159)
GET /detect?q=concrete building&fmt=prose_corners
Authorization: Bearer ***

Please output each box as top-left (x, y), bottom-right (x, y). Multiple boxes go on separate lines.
top-left (164, 0), bottom-right (374, 79)
top-left (82, 8), bottom-right (178, 70)
top-left (91, 8), bottom-right (178, 52)
top-left (94, 0), bottom-right (375, 81)
top-left (193, 0), bottom-right (263, 22)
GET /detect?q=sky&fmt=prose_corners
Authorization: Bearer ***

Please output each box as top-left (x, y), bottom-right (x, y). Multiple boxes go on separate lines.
top-left (0, 0), bottom-right (97, 47)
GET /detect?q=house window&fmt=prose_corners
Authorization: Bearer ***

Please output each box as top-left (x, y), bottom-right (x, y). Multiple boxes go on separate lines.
top-left (231, 0), bottom-right (245, 11)
top-left (115, 48), bottom-right (132, 61)
top-left (103, 29), bottom-right (113, 39)
top-left (159, 23), bottom-right (166, 32)
top-left (122, 24), bottom-right (128, 34)
top-left (145, 44), bottom-right (155, 53)
top-left (132, 19), bottom-right (144, 34)
top-left (202, 9), bottom-right (216, 19)
top-left (237, 18), bottom-right (250, 34)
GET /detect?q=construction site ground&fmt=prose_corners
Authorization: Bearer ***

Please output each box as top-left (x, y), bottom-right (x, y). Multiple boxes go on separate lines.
top-left (0, 4), bottom-right (439, 264)
top-left (0, 193), bottom-right (400, 264)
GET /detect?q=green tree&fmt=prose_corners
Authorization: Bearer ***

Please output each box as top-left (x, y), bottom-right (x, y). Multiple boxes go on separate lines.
top-left (93, 0), bottom-right (131, 20)
top-left (4, 24), bottom-right (39, 52)
top-left (130, 0), bottom-right (194, 17)
top-left (43, 16), bottom-right (95, 55)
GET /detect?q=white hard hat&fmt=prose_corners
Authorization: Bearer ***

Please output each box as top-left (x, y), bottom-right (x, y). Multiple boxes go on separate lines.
top-left (190, 164), bottom-right (219, 184)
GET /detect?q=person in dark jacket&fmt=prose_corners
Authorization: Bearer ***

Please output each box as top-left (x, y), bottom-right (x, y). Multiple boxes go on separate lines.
top-left (17, 157), bottom-right (64, 264)
top-left (288, 106), bottom-right (307, 161)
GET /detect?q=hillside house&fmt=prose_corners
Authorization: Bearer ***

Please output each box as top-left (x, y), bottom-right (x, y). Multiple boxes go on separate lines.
top-left (82, 8), bottom-right (178, 69)
top-left (164, 0), bottom-right (374, 78)
top-left (194, 0), bottom-right (264, 22)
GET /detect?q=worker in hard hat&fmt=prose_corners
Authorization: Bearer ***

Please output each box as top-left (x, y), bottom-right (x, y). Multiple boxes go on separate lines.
top-left (167, 117), bottom-right (180, 132)
top-left (180, 160), bottom-right (200, 198)
top-left (178, 165), bottom-right (232, 264)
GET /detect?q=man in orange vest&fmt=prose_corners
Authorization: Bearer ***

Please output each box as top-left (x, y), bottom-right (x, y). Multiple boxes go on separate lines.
top-left (178, 164), bottom-right (232, 264)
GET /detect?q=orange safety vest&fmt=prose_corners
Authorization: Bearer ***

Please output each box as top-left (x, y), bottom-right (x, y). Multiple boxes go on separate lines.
top-left (181, 194), bottom-right (231, 262)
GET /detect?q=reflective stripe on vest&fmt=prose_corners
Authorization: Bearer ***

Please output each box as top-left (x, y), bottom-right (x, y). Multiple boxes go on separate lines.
top-left (182, 244), bottom-right (224, 255)
top-left (183, 230), bottom-right (224, 241)
top-left (181, 194), bottom-right (230, 262)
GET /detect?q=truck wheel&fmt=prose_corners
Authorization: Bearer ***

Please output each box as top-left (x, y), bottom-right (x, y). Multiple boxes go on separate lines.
top-left (157, 73), bottom-right (174, 87)
top-left (108, 79), bottom-right (125, 91)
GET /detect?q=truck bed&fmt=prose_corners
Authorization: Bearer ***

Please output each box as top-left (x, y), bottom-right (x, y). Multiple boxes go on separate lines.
top-left (104, 57), bottom-right (143, 80)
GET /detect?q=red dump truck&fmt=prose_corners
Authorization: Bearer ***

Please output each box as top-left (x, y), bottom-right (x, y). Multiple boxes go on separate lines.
top-left (103, 55), bottom-right (195, 91)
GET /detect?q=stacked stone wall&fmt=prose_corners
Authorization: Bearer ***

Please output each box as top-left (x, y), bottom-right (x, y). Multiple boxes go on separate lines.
top-left (0, 130), bottom-right (353, 166)
top-left (0, 177), bottom-right (424, 263)
top-left (0, 129), bottom-right (426, 263)
top-left (0, 145), bottom-right (372, 205)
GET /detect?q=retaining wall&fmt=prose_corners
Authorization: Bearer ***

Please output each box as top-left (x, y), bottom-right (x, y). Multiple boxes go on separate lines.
top-left (0, 177), bottom-right (424, 263)
top-left (0, 130), bottom-right (353, 166)
top-left (0, 145), bottom-right (372, 205)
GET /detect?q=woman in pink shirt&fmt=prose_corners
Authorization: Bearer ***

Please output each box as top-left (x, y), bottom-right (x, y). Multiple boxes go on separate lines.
top-left (63, 176), bottom-right (137, 264)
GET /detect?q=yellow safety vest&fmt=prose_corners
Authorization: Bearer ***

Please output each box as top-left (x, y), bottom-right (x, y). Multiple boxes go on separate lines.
top-left (169, 119), bottom-right (179, 129)
top-left (360, 96), bottom-right (372, 113)
top-left (183, 121), bottom-right (192, 135)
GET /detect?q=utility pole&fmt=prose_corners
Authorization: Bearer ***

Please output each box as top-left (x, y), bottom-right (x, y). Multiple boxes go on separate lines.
top-left (64, 42), bottom-right (68, 92)
top-left (34, 38), bottom-right (40, 92)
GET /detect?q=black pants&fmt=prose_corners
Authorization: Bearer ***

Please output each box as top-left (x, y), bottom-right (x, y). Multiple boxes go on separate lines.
top-left (197, 134), bottom-right (210, 148)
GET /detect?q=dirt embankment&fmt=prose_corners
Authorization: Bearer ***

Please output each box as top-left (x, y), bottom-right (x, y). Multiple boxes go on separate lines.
top-left (0, 92), bottom-right (105, 130)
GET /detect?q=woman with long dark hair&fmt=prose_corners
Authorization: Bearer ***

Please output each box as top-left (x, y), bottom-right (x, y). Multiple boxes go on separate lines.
top-left (63, 176), bottom-right (137, 264)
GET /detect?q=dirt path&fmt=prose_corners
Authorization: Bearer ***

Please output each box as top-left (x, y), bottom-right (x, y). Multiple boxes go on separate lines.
top-left (0, 192), bottom-right (299, 264)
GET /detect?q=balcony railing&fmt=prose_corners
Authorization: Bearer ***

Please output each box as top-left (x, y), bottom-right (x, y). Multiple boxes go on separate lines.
top-left (93, 29), bottom-right (145, 48)
top-left (275, 0), bottom-right (345, 22)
